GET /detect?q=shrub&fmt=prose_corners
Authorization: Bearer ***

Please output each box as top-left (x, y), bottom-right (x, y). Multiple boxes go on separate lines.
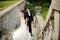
top-left (25, 2), bottom-right (36, 16)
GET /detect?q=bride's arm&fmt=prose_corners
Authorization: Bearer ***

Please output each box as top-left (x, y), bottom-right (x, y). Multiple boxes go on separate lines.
top-left (26, 25), bottom-right (29, 31)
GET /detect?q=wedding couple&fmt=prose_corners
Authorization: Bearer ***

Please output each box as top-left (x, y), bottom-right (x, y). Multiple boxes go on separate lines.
top-left (13, 8), bottom-right (33, 40)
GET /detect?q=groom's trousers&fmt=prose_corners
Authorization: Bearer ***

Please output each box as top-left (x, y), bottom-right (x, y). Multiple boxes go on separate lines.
top-left (28, 22), bottom-right (32, 35)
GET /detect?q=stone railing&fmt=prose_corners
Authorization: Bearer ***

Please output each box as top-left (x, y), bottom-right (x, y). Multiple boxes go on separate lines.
top-left (33, 6), bottom-right (44, 40)
top-left (0, 0), bottom-right (25, 31)
top-left (38, 0), bottom-right (60, 40)
top-left (0, 0), bottom-right (26, 40)
top-left (35, 6), bottom-right (44, 29)
top-left (36, 2), bottom-right (54, 40)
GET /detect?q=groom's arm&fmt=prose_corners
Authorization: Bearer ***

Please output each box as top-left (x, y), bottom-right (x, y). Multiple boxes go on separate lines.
top-left (31, 13), bottom-right (33, 21)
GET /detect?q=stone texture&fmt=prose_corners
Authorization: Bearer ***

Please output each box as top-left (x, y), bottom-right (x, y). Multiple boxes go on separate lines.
top-left (0, 0), bottom-right (25, 31)
top-left (54, 10), bottom-right (60, 40)
top-left (52, 0), bottom-right (60, 11)
top-left (0, 0), bottom-right (25, 40)
top-left (0, 17), bottom-right (3, 31)
top-left (2, 8), bottom-right (20, 30)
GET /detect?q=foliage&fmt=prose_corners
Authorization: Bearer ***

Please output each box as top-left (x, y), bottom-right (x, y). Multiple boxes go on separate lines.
top-left (42, 2), bottom-right (50, 8)
top-left (27, 0), bottom-right (51, 4)
top-left (26, 0), bottom-right (51, 20)
top-left (41, 3), bottom-right (50, 20)
top-left (25, 2), bottom-right (36, 16)
top-left (25, 2), bottom-right (50, 19)
top-left (41, 8), bottom-right (48, 20)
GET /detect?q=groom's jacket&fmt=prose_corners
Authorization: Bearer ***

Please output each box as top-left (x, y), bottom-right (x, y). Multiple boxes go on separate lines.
top-left (25, 12), bottom-right (33, 22)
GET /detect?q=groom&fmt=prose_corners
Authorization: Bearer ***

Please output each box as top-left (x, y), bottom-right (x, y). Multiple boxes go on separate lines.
top-left (25, 8), bottom-right (33, 36)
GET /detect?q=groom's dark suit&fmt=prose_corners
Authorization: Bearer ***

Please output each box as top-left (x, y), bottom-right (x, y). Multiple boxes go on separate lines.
top-left (25, 11), bottom-right (33, 35)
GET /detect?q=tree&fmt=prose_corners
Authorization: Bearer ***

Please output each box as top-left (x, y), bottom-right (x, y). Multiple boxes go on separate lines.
top-left (27, 0), bottom-right (51, 3)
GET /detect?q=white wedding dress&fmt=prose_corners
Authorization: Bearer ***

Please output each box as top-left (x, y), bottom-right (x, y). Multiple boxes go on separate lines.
top-left (13, 18), bottom-right (32, 40)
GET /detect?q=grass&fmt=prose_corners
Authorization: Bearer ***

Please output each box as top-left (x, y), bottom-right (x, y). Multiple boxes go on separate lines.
top-left (25, 2), bottom-right (50, 20)
top-left (41, 8), bottom-right (48, 20)
top-left (0, 1), bottom-right (18, 11)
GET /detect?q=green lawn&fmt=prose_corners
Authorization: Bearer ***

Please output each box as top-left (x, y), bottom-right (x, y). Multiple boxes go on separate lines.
top-left (25, 2), bottom-right (50, 20)
top-left (0, 1), bottom-right (18, 11)
top-left (41, 8), bottom-right (48, 20)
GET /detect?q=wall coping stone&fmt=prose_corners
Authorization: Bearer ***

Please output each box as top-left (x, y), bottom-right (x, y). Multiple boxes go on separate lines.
top-left (0, 0), bottom-right (24, 17)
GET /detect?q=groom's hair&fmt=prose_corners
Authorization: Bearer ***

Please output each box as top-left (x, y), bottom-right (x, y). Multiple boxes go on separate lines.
top-left (21, 10), bottom-right (24, 12)
top-left (24, 12), bottom-right (28, 19)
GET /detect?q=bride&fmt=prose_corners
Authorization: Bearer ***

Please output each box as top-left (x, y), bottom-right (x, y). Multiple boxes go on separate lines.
top-left (13, 12), bottom-right (32, 40)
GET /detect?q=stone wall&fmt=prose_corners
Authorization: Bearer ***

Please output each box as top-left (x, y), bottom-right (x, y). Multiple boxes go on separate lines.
top-left (0, 0), bottom-right (25, 31)
top-left (0, 17), bottom-right (3, 31)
